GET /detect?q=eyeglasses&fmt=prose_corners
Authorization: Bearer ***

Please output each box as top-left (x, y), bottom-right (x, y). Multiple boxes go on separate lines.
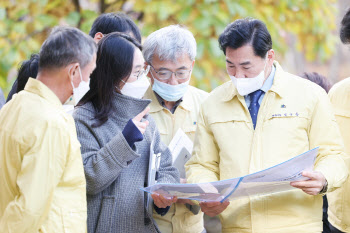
top-left (150, 64), bottom-right (192, 80)
top-left (130, 65), bottom-right (150, 80)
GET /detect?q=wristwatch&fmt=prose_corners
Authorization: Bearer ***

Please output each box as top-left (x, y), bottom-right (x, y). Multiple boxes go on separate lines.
top-left (319, 179), bottom-right (328, 195)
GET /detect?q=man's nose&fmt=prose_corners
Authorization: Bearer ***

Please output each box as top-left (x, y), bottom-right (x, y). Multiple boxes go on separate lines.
top-left (234, 70), bottom-right (246, 79)
top-left (168, 73), bottom-right (179, 85)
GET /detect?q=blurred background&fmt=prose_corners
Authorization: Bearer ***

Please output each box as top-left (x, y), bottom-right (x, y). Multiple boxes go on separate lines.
top-left (0, 0), bottom-right (349, 96)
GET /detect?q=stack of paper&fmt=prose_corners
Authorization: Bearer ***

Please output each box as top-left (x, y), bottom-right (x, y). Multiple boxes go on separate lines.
top-left (168, 129), bottom-right (194, 179)
top-left (142, 147), bottom-right (318, 202)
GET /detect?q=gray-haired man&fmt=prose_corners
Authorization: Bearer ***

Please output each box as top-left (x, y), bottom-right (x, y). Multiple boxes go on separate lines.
top-left (0, 26), bottom-right (96, 232)
top-left (143, 25), bottom-right (208, 233)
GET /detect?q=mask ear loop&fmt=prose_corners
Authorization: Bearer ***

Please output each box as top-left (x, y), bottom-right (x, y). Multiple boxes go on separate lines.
top-left (261, 51), bottom-right (270, 78)
top-left (69, 66), bottom-right (75, 89)
top-left (69, 65), bottom-right (82, 89)
top-left (77, 65), bottom-right (83, 83)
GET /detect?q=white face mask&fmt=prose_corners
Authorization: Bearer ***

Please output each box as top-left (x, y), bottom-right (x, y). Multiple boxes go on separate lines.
top-left (152, 77), bottom-right (190, 102)
top-left (120, 73), bottom-right (150, 99)
top-left (70, 66), bottom-right (90, 105)
top-left (229, 54), bottom-right (268, 96)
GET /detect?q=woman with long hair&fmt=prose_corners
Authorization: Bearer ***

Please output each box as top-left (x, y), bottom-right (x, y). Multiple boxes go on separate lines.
top-left (74, 32), bottom-right (179, 233)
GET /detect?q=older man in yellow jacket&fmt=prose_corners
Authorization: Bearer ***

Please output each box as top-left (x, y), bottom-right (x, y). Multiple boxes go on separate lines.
top-left (186, 18), bottom-right (348, 233)
top-left (143, 25), bottom-right (208, 233)
top-left (0, 26), bottom-right (96, 232)
top-left (326, 9), bottom-right (350, 233)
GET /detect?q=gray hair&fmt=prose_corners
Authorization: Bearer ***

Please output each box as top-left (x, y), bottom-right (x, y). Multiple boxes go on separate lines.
top-left (39, 26), bottom-right (97, 70)
top-left (143, 25), bottom-right (196, 63)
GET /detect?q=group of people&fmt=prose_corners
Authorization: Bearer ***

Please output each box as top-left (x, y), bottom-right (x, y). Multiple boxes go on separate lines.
top-left (0, 8), bottom-right (350, 233)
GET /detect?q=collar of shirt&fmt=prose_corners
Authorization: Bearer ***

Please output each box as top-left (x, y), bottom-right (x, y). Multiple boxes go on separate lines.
top-left (24, 78), bottom-right (63, 109)
top-left (244, 64), bottom-right (276, 107)
top-left (154, 91), bottom-right (183, 114)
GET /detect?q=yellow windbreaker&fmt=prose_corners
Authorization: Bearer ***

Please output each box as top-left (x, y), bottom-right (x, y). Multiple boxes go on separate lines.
top-left (328, 77), bottom-right (350, 232)
top-left (0, 78), bottom-right (87, 233)
top-left (145, 85), bottom-right (208, 233)
top-left (186, 62), bottom-right (348, 233)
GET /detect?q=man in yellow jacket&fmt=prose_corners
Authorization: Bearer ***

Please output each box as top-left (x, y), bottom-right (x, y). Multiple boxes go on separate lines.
top-left (327, 9), bottom-right (350, 233)
top-left (143, 25), bottom-right (208, 233)
top-left (185, 18), bottom-right (349, 233)
top-left (0, 26), bottom-right (97, 232)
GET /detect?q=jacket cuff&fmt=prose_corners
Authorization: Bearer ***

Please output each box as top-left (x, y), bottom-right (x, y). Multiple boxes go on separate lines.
top-left (314, 157), bottom-right (349, 193)
top-left (122, 119), bottom-right (143, 148)
top-left (153, 204), bottom-right (170, 216)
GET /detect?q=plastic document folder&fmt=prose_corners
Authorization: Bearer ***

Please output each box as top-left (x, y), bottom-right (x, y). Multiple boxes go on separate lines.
top-left (142, 147), bottom-right (318, 202)
top-left (146, 131), bottom-right (161, 214)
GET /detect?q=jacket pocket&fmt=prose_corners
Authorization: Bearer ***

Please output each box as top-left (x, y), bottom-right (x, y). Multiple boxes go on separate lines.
top-left (263, 112), bottom-right (309, 132)
top-left (95, 196), bottom-right (117, 233)
top-left (182, 123), bottom-right (197, 141)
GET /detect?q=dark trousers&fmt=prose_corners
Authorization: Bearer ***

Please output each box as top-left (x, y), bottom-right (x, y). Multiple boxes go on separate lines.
top-left (330, 224), bottom-right (345, 233)
top-left (323, 196), bottom-right (331, 233)
top-left (323, 195), bottom-right (345, 233)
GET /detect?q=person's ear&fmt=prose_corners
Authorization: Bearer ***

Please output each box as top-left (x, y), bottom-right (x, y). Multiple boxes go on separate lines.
top-left (94, 32), bottom-right (104, 43)
top-left (144, 61), bottom-right (149, 68)
top-left (145, 62), bottom-right (153, 79)
top-left (267, 49), bottom-right (275, 66)
top-left (68, 63), bottom-right (80, 87)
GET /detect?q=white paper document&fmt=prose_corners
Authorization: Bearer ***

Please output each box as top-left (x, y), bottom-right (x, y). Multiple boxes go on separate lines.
top-left (142, 147), bottom-right (318, 202)
top-left (168, 129), bottom-right (194, 178)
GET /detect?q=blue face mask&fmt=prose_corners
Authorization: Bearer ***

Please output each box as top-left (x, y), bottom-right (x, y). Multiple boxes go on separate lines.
top-left (152, 77), bottom-right (190, 102)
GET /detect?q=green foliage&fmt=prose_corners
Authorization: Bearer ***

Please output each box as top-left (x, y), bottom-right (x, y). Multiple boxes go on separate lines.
top-left (134, 0), bottom-right (337, 91)
top-left (0, 0), bottom-right (338, 94)
top-left (0, 0), bottom-right (98, 94)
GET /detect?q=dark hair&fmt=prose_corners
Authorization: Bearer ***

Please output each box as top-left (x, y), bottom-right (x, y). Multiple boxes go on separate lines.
top-left (79, 32), bottom-right (142, 127)
top-left (6, 53), bottom-right (39, 102)
top-left (218, 18), bottom-right (272, 58)
top-left (89, 12), bottom-right (142, 43)
top-left (340, 8), bottom-right (350, 44)
top-left (301, 72), bottom-right (332, 93)
top-left (17, 54), bottom-right (39, 92)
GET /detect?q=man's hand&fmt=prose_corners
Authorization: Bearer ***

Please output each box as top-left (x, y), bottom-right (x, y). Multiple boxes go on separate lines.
top-left (290, 171), bottom-right (326, 195)
top-left (151, 193), bottom-right (177, 208)
top-left (132, 107), bottom-right (150, 134)
top-left (199, 201), bottom-right (230, 217)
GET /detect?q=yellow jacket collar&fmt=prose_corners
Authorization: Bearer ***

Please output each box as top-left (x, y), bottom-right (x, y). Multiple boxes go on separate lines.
top-left (24, 78), bottom-right (63, 108)
top-left (223, 61), bottom-right (284, 102)
top-left (145, 86), bottom-right (193, 113)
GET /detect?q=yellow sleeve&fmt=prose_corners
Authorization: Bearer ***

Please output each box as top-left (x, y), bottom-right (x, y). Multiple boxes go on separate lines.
top-left (0, 126), bottom-right (68, 232)
top-left (185, 105), bottom-right (220, 184)
top-left (310, 90), bottom-right (349, 192)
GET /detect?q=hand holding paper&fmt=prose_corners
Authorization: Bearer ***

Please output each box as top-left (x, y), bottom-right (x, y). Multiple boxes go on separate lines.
top-left (290, 171), bottom-right (326, 195)
top-left (151, 192), bottom-right (177, 208)
top-left (142, 148), bottom-right (319, 202)
top-left (199, 201), bottom-right (230, 217)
